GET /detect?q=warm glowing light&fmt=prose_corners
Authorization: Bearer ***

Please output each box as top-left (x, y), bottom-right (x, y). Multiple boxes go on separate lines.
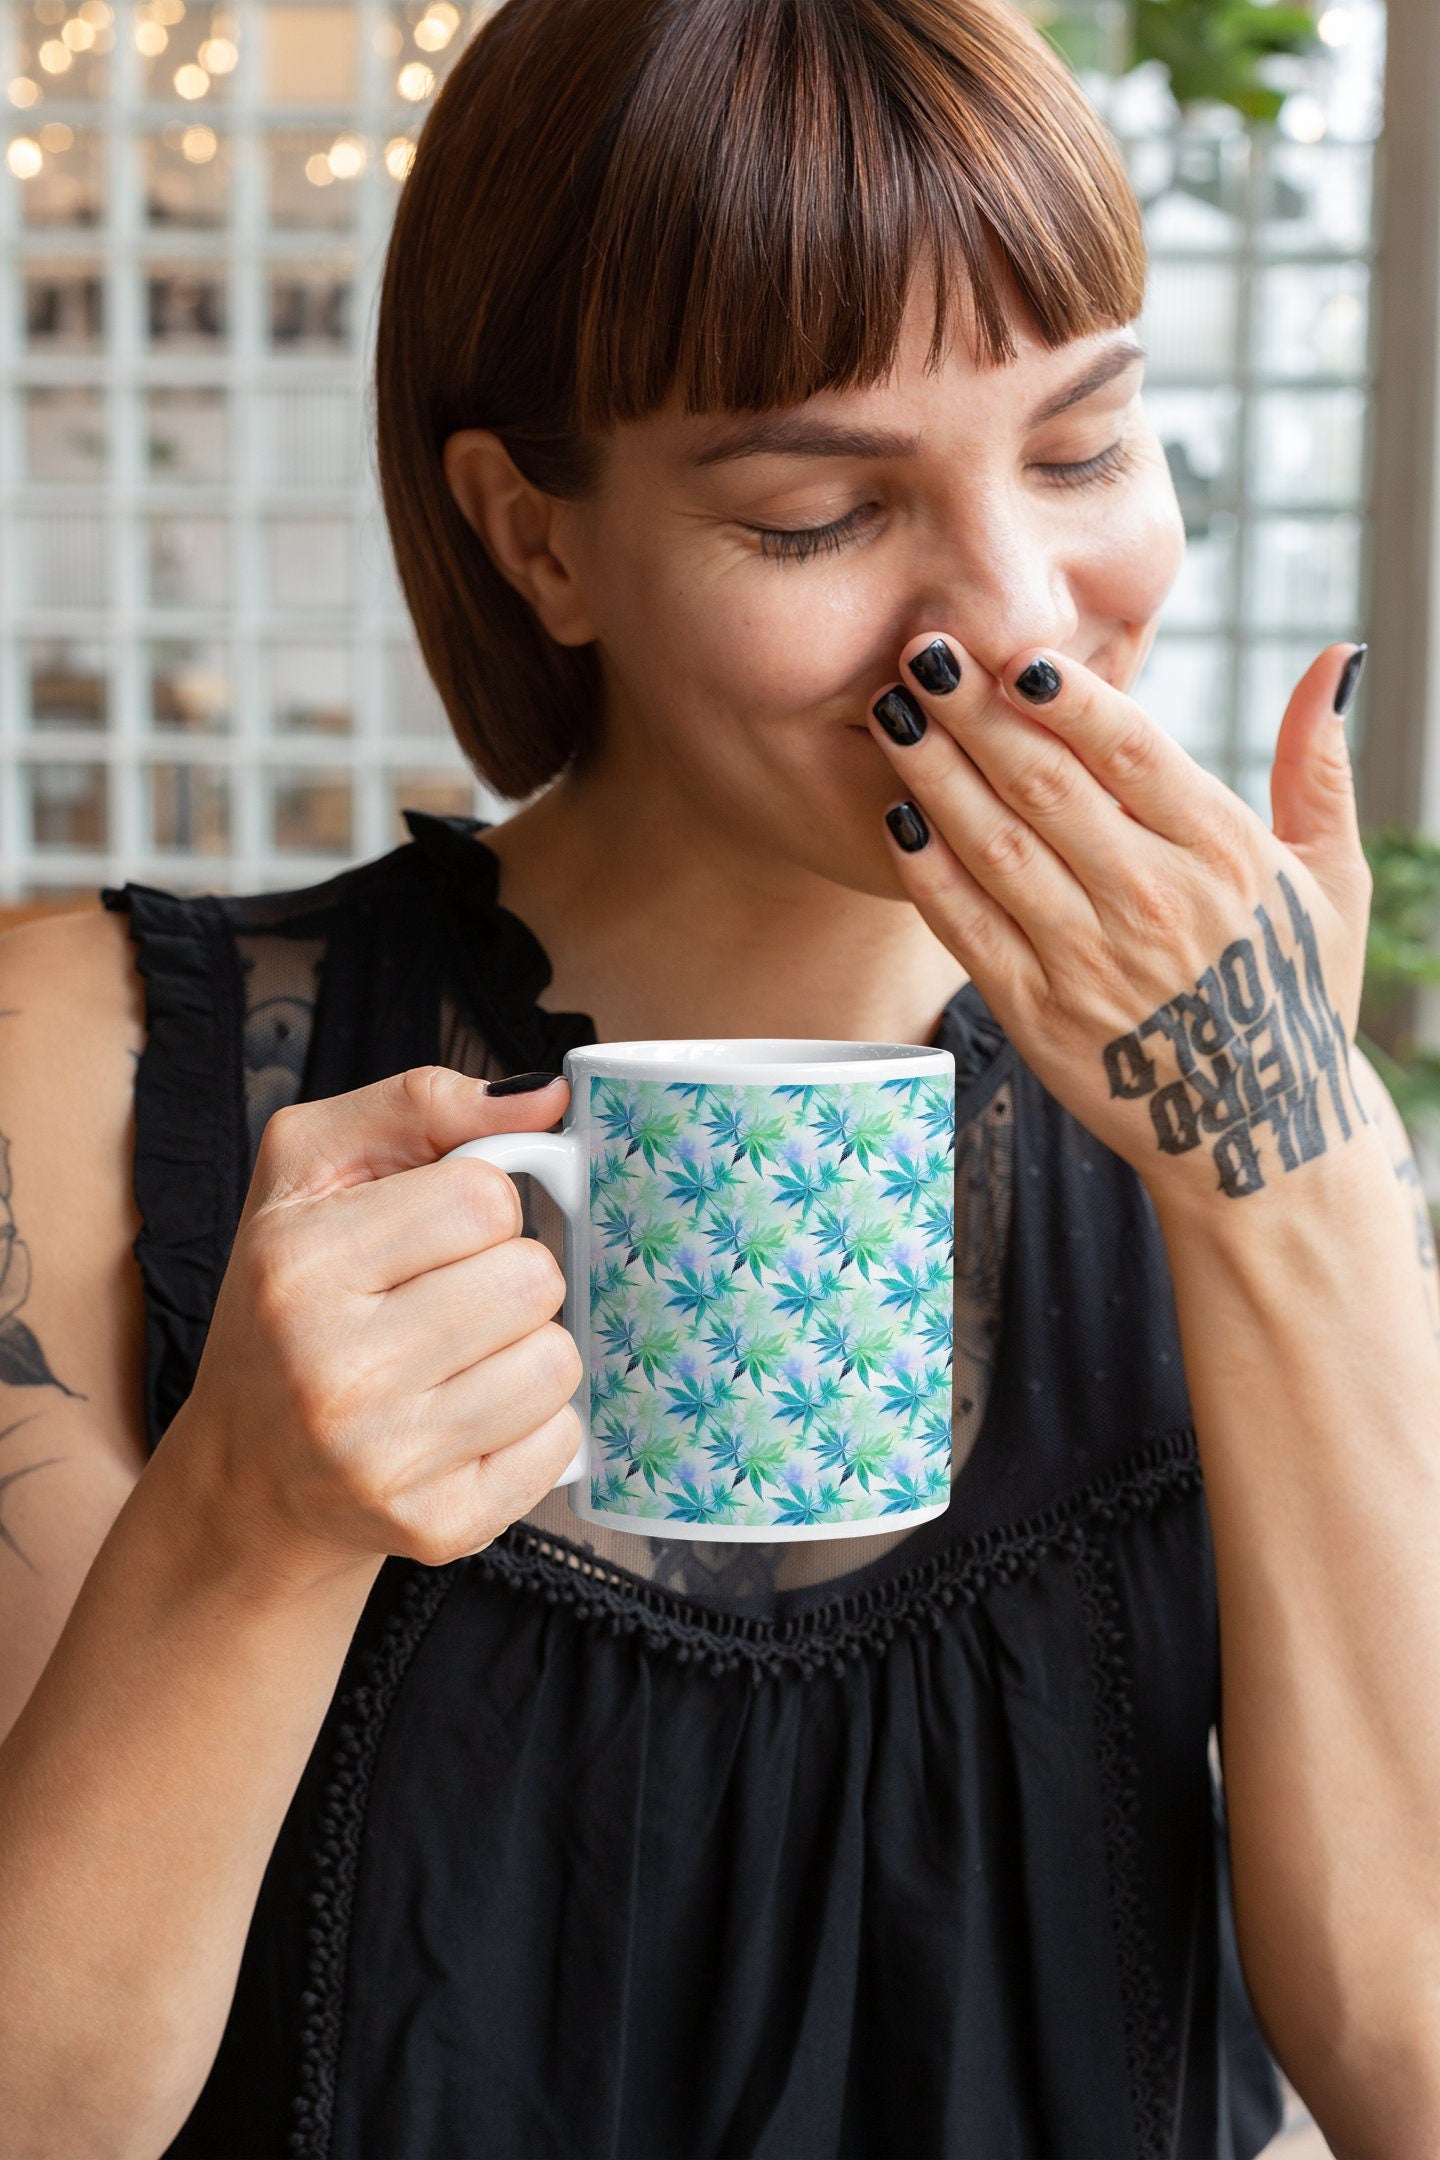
top-left (79, 1), bottom-right (114, 24)
top-left (37, 120), bottom-right (73, 149)
top-left (1317, 6), bottom-right (1354, 44)
top-left (414, 7), bottom-right (457, 52)
top-left (397, 61), bottom-right (434, 100)
top-left (199, 36), bottom-right (237, 73)
top-left (134, 20), bottom-right (168, 56)
top-left (8, 77), bottom-right (40, 107)
top-left (61, 16), bottom-right (96, 48)
top-left (305, 151), bottom-right (334, 187)
top-left (38, 38), bottom-right (74, 72)
top-left (181, 123), bottom-right (217, 161)
top-left (153, 0), bottom-right (187, 24)
top-left (174, 62), bottom-right (210, 98)
top-left (327, 133), bottom-right (366, 179)
top-left (1281, 93), bottom-right (1326, 143)
top-left (384, 135), bottom-right (415, 181)
top-left (7, 138), bottom-right (43, 179)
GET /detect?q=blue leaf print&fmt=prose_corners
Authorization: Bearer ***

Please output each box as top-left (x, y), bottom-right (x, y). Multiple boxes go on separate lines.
top-left (919, 1083), bottom-right (956, 1146)
top-left (877, 1363), bottom-right (951, 1428)
top-left (664, 1260), bottom-right (736, 1322)
top-left (662, 1368), bottom-right (739, 1432)
top-left (877, 1471), bottom-right (933, 1514)
top-left (771, 1263), bottom-right (843, 1330)
top-left (810, 1097), bottom-right (858, 1158)
top-left (878, 1257), bottom-right (951, 1323)
top-left (668, 1474), bottom-right (742, 1524)
top-left (769, 1156), bottom-right (844, 1221)
top-left (772, 1372), bottom-right (846, 1435)
top-left (774, 1480), bottom-right (846, 1526)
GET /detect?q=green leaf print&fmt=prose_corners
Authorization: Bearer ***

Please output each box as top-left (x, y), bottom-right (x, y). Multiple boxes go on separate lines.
top-left (705, 1423), bottom-right (790, 1495)
top-left (772, 1371), bottom-right (846, 1435)
top-left (662, 1368), bottom-right (740, 1431)
top-left (774, 1480), bottom-right (847, 1526)
top-left (813, 1421), bottom-right (896, 1492)
top-left (771, 1262), bottom-right (843, 1330)
top-left (811, 1203), bottom-right (892, 1279)
top-left (664, 1260), bottom-right (738, 1323)
top-left (769, 1156), bottom-right (845, 1221)
top-left (668, 1474), bottom-right (744, 1524)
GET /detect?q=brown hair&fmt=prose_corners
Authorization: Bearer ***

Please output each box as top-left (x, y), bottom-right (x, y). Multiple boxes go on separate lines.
top-left (373, 0), bottom-right (1147, 800)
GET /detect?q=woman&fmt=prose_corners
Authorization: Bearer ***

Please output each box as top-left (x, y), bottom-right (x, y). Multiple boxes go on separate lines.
top-left (0, 0), bottom-right (1436, 2154)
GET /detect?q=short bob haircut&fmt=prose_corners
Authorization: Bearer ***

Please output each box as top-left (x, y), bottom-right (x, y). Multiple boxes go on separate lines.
top-left (374, 0), bottom-right (1147, 802)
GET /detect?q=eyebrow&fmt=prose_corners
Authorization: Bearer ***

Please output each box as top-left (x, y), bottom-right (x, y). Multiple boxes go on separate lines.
top-left (688, 335), bottom-right (1147, 467)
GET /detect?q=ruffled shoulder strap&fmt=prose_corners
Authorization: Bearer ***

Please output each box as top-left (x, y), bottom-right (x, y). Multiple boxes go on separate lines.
top-left (100, 880), bottom-right (248, 1452)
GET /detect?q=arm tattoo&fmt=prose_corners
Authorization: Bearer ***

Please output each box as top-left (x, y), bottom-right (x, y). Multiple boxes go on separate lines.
top-left (0, 1128), bottom-right (83, 1398)
top-left (1100, 866), bottom-right (1369, 1198)
top-left (0, 1416), bottom-right (63, 1573)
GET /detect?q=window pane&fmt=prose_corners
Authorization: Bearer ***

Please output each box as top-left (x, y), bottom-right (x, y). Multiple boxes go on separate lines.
top-left (137, 2), bottom-right (239, 106)
top-left (388, 643), bottom-right (452, 738)
top-left (16, 126), bottom-right (105, 226)
top-left (28, 762), bottom-right (108, 848)
top-left (261, 389), bottom-right (356, 489)
top-left (24, 386), bottom-right (107, 482)
top-left (267, 131), bottom-right (363, 229)
top-left (263, 5), bottom-right (358, 103)
top-left (142, 126), bottom-right (232, 228)
top-left (1139, 262), bottom-right (1240, 380)
top-left (147, 517), bottom-right (230, 609)
top-left (20, 516), bottom-right (108, 609)
top-left (1250, 389), bottom-right (1367, 509)
top-left (145, 388), bottom-right (230, 484)
top-left (146, 266), bottom-right (228, 348)
top-left (1257, 140), bottom-right (1373, 256)
top-left (23, 264), bottom-right (104, 350)
top-left (1252, 263), bottom-right (1371, 382)
top-left (150, 641), bottom-right (232, 732)
top-left (1134, 637), bottom-right (1231, 767)
top-left (1245, 517), bottom-right (1364, 632)
top-left (272, 770), bottom-right (352, 853)
top-left (12, 3), bottom-right (115, 101)
top-left (150, 764), bottom-right (232, 852)
top-left (266, 520), bottom-right (351, 610)
top-left (26, 639), bottom-right (109, 730)
top-left (267, 645), bottom-right (353, 733)
top-left (268, 264), bottom-right (351, 351)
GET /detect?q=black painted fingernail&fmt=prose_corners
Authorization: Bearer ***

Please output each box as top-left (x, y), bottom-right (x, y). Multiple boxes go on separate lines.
top-left (872, 687), bottom-right (927, 746)
top-left (488, 1069), bottom-right (561, 1095)
top-left (1333, 642), bottom-right (1368, 718)
top-left (908, 639), bottom-right (962, 695)
top-left (885, 801), bottom-right (930, 852)
top-left (1015, 657), bottom-right (1062, 703)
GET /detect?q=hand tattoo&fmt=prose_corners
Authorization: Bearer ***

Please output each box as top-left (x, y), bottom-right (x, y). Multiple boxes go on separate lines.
top-left (1101, 868), bottom-right (1368, 1198)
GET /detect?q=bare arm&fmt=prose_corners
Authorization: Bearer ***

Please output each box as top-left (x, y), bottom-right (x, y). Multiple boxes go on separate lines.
top-left (1152, 1050), bottom-right (1440, 2160)
top-left (0, 913), bottom-right (581, 2159)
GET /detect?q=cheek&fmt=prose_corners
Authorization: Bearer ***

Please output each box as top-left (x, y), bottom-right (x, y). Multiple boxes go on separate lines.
top-left (596, 536), bottom-right (892, 737)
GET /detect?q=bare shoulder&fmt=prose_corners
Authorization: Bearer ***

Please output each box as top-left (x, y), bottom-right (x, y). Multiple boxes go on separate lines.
top-left (0, 905), bottom-right (149, 1739)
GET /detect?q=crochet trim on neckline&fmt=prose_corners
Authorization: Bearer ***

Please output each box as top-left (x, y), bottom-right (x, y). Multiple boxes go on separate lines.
top-left (474, 1424), bottom-right (1203, 1683)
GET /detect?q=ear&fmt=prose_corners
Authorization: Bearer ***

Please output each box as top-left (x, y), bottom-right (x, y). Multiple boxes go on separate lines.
top-left (442, 428), bottom-right (597, 648)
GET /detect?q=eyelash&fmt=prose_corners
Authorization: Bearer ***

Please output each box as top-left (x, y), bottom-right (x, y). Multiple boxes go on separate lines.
top-left (752, 438), bottom-right (1137, 564)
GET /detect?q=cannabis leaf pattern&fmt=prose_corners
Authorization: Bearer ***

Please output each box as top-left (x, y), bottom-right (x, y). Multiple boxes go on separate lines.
top-left (584, 1074), bottom-right (955, 1528)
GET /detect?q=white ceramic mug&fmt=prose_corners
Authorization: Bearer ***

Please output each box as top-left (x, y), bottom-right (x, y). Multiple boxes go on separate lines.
top-left (444, 1039), bottom-right (956, 1542)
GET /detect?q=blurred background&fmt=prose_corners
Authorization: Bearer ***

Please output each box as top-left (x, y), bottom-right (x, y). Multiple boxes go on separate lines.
top-left (1, 3), bottom-right (1434, 2148)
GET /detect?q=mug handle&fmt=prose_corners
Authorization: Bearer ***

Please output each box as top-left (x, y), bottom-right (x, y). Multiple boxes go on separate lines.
top-left (442, 1131), bottom-right (589, 1489)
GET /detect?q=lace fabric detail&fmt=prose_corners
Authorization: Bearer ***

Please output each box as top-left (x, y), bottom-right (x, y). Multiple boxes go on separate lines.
top-left (474, 1424), bottom-right (1202, 1682)
top-left (1074, 1535), bottom-right (1181, 2160)
top-left (289, 1564), bottom-right (456, 2160)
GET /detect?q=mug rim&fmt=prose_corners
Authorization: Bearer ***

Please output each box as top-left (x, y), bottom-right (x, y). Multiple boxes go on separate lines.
top-left (565, 1038), bottom-right (956, 1085)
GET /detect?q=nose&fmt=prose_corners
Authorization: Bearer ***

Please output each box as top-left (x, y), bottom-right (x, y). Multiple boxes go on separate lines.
top-left (908, 500), bottom-right (1080, 682)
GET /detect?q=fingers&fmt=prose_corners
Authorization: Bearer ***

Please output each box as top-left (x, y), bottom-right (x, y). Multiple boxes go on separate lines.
top-left (379, 1232), bottom-right (568, 1388)
top-left (418, 1318), bottom-right (584, 1478)
top-left (869, 633), bottom-right (1103, 950)
top-left (245, 1065), bottom-right (568, 1224)
top-left (321, 1150), bottom-right (528, 1294)
top-left (878, 793), bottom-right (1048, 1004)
top-left (996, 643), bottom-right (1232, 851)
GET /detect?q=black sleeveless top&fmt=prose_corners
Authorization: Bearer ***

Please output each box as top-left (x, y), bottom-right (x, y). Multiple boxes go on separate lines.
top-left (100, 809), bottom-right (1283, 2160)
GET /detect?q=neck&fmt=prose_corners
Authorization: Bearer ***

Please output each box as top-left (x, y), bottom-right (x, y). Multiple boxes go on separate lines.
top-left (481, 755), bottom-right (968, 1048)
